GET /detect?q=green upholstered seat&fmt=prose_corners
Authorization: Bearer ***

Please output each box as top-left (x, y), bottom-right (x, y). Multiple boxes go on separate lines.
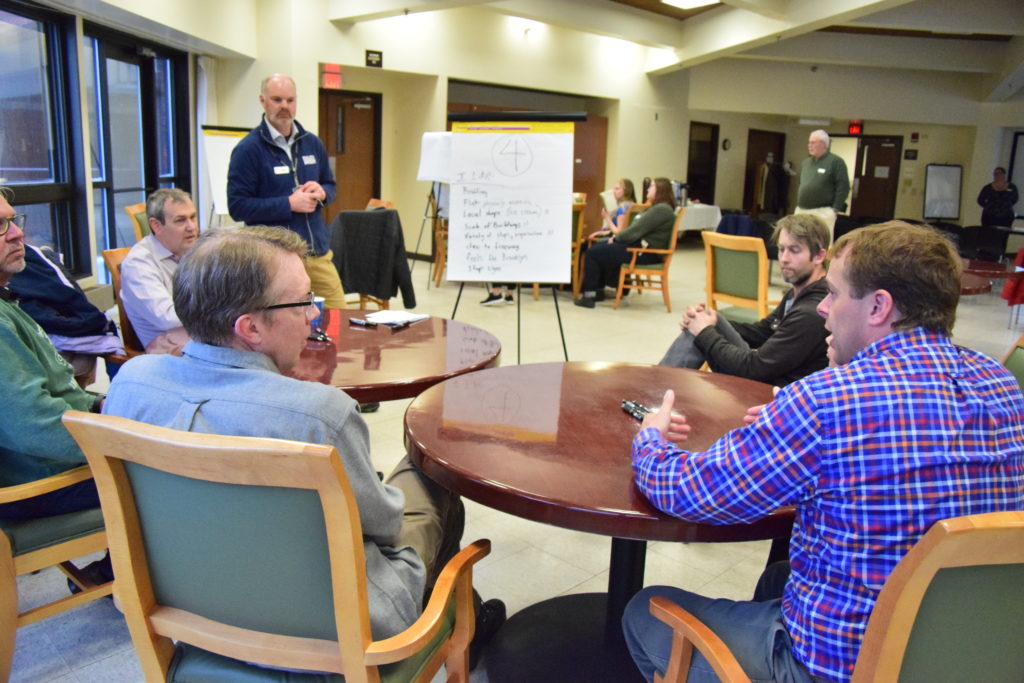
top-left (711, 247), bottom-right (760, 301)
top-left (0, 507), bottom-right (105, 557)
top-left (896, 563), bottom-right (1024, 680)
top-left (1003, 344), bottom-right (1024, 391)
top-left (133, 210), bottom-right (151, 239)
top-left (63, 411), bottom-right (486, 682)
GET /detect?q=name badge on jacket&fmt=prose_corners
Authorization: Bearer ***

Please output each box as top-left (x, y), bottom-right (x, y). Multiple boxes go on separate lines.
top-left (273, 165), bottom-right (290, 175)
top-left (817, 167), bottom-right (826, 174)
top-left (303, 155), bottom-right (317, 165)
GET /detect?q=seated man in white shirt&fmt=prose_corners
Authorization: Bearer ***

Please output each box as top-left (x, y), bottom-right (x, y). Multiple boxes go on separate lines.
top-left (119, 188), bottom-right (198, 348)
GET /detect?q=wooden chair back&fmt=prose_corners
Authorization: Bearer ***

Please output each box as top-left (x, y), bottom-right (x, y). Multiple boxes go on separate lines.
top-left (101, 248), bottom-right (145, 356)
top-left (612, 207), bottom-right (683, 313)
top-left (701, 231), bottom-right (770, 322)
top-left (366, 198), bottom-right (395, 210)
top-left (62, 410), bottom-right (487, 683)
top-left (428, 192), bottom-right (448, 288)
top-left (123, 202), bottom-right (149, 243)
top-left (571, 194), bottom-right (587, 296)
top-left (649, 511), bottom-right (1024, 683)
top-left (852, 511), bottom-right (1024, 681)
top-left (0, 467), bottom-right (112, 680)
top-left (1002, 332), bottom-right (1024, 392)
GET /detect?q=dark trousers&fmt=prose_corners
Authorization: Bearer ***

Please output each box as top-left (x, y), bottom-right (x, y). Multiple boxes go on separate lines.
top-left (582, 239), bottom-right (660, 292)
top-left (0, 478), bottom-right (100, 521)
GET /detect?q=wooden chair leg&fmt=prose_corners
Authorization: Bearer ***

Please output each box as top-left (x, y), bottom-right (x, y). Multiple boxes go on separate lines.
top-left (613, 271), bottom-right (627, 309)
top-left (0, 535), bottom-right (17, 683)
top-left (532, 284), bottom-right (540, 301)
top-left (661, 277), bottom-right (672, 313)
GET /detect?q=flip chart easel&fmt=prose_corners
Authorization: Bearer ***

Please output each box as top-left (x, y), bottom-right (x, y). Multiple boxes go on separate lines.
top-left (418, 112), bottom-right (585, 363)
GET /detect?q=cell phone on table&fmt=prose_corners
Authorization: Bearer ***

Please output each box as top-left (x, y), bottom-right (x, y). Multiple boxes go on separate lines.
top-left (621, 400), bottom-right (653, 421)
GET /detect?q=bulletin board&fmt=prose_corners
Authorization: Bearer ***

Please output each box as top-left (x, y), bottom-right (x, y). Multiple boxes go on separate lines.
top-left (923, 163), bottom-right (962, 220)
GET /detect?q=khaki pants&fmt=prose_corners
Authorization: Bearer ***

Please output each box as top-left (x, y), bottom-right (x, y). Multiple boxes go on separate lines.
top-left (387, 455), bottom-right (465, 602)
top-left (794, 206), bottom-right (838, 242)
top-left (304, 250), bottom-right (346, 309)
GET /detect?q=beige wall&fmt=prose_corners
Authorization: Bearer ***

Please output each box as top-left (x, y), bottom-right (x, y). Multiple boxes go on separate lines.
top-left (53, 0), bottom-right (1024, 251)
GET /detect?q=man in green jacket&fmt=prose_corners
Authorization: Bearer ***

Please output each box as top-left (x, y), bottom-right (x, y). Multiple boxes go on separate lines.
top-left (795, 130), bottom-right (850, 237)
top-left (0, 186), bottom-right (102, 520)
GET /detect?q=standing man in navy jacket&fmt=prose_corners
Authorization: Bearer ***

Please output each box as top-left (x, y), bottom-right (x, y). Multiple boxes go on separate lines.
top-left (227, 74), bottom-right (346, 309)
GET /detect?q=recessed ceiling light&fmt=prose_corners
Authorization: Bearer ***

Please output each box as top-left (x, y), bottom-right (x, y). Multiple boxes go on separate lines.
top-left (661, 0), bottom-right (719, 9)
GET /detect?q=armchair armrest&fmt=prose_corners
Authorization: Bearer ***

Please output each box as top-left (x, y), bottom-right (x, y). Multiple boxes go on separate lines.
top-left (0, 466), bottom-right (94, 505)
top-left (624, 246), bottom-right (671, 267)
top-left (649, 596), bottom-right (750, 683)
top-left (365, 538), bottom-right (491, 664)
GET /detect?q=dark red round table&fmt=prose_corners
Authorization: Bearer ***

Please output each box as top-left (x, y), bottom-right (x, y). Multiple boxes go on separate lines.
top-left (291, 309), bottom-right (501, 403)
top-left (405, 361), bottom-right (793, 681)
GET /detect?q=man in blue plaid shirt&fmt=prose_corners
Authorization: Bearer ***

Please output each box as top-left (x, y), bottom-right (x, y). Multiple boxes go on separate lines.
top-left (623, 221), bottom-right (1024, 682)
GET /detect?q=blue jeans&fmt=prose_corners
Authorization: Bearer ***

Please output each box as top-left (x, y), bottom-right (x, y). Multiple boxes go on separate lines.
top-left (622, 563), bottom-right (814, 682)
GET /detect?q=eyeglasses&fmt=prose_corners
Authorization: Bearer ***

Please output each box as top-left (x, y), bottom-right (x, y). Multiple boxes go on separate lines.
top-left (261, 291), bottom-right (316, 313)
top-left (0, 214), bottom-right (27, 237)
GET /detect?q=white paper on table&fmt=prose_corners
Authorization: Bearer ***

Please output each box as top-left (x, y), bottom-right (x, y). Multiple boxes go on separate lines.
top-left (365, 310), bottom-right (430, 324)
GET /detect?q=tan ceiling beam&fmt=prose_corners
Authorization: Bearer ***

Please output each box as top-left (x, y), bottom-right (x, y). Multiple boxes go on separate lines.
top-left (327, 0), bottom-right (494, 24)
top-left (720, 0), bottom-right (789, 21)
top-left (846, 0), bottom-right (1024, 36)
top-left (648, 0), bottom-right (915, 74)
top-left (487, 0), bottom-right (685, 48)
top-left (739, 31), bottom-right (1002, 73)
top-left (982, 36), bottom-right (1024, 101)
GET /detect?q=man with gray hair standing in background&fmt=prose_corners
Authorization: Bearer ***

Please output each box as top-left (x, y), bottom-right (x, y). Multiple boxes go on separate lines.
top-left (227, 73), bottom-right (346, 310)
top-left (795, 129), bottom-right (850, 236)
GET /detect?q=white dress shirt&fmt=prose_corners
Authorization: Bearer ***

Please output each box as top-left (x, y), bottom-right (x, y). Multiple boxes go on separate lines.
top-left (119, 235), bottom-right (181, 348)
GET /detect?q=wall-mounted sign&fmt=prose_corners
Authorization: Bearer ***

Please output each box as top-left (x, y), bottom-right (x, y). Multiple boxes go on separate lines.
top-left (366, 50), bottom-right (382, 68)
top-left (904, 149), bottom-right (918, 161)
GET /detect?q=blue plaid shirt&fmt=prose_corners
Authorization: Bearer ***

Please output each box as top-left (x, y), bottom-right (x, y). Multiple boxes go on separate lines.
top-left (632, 328), bottom-right (1024, 680)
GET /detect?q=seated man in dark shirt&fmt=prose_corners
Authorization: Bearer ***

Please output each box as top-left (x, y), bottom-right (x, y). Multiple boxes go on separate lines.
top-left (659, 214), bottom-right (830, 386)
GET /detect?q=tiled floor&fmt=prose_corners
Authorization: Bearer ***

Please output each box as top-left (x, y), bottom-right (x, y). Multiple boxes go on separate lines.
top-left (13, 233), bottom-right (1022, 682)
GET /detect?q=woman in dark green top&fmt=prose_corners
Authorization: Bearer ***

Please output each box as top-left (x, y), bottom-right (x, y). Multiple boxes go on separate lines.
top-left (576, 177), bottom-right (677, 308)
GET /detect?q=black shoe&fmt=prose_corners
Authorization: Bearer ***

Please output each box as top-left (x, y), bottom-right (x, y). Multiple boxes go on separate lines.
top-left (357, 402), bottom-right (380, 413)
top-left (469, 598), bottom-right (506, 669)
top-left (594, 290), bottom-right (607, 302)
top-left (480, 292), bottom-right (503, 306)
top-left (574, 296), bottom-right (596, 309)
top-left (503, 294), bottom-right (515, 305)
top-left (67, 554), bottom-right (114, 595)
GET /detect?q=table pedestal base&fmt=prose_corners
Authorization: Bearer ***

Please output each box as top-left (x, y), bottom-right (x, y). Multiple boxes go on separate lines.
top-left (483, 593), bottom-right (644, 682)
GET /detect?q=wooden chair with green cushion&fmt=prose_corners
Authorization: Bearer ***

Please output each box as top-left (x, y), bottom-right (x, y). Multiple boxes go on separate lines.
top-left (1002, 332), bottom-right (1024, 392)
top-left (612, 207), bottom-right (683, 313)
top-left (62, 410), bottom-right (490, 683)
top-left (648, 510), bottom-right (1024, 683)
top-left (0, 466), bottom-right (112, 680)
top-left (123, 202), bottom-right (150, 243)
top-left (701, 231), bottom-right (770, 325)
top-left (101, 247), bottom-right (146, 357)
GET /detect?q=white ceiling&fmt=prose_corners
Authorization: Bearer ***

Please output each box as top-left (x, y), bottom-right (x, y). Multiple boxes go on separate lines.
top-left (327, 0), bottom-right (1024, 102)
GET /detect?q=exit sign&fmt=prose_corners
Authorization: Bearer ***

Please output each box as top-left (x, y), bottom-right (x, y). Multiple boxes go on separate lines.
top-left (848, 119), bottom-right (864, 135)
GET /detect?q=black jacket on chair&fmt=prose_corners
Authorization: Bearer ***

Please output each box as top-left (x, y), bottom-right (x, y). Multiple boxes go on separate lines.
top-left (331, 209), bottom-right (416, 308)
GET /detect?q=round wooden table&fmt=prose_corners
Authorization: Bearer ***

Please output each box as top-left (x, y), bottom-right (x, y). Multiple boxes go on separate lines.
top-left (291, 309), bottom-right (501, 403)
top-left (963, 258), bottom-right (1024, 280)
top-left (405, 361), bottom-right (793, 681)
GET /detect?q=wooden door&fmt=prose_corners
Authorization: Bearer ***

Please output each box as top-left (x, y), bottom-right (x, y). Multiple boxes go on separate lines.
top-left (743, 129), bottom-right (786, 217)
top-left (318, 90), bottom-right (381, 226)
top-left (849, 135), bottom-right (902, 220)
top-left (687, 121), bottom-right (719, 205)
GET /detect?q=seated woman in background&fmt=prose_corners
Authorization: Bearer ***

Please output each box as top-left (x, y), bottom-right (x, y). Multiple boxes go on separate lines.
top-left (596, 178), bottom-right (637, 237)
top-left (575, 177), bottom-right (676, 309)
